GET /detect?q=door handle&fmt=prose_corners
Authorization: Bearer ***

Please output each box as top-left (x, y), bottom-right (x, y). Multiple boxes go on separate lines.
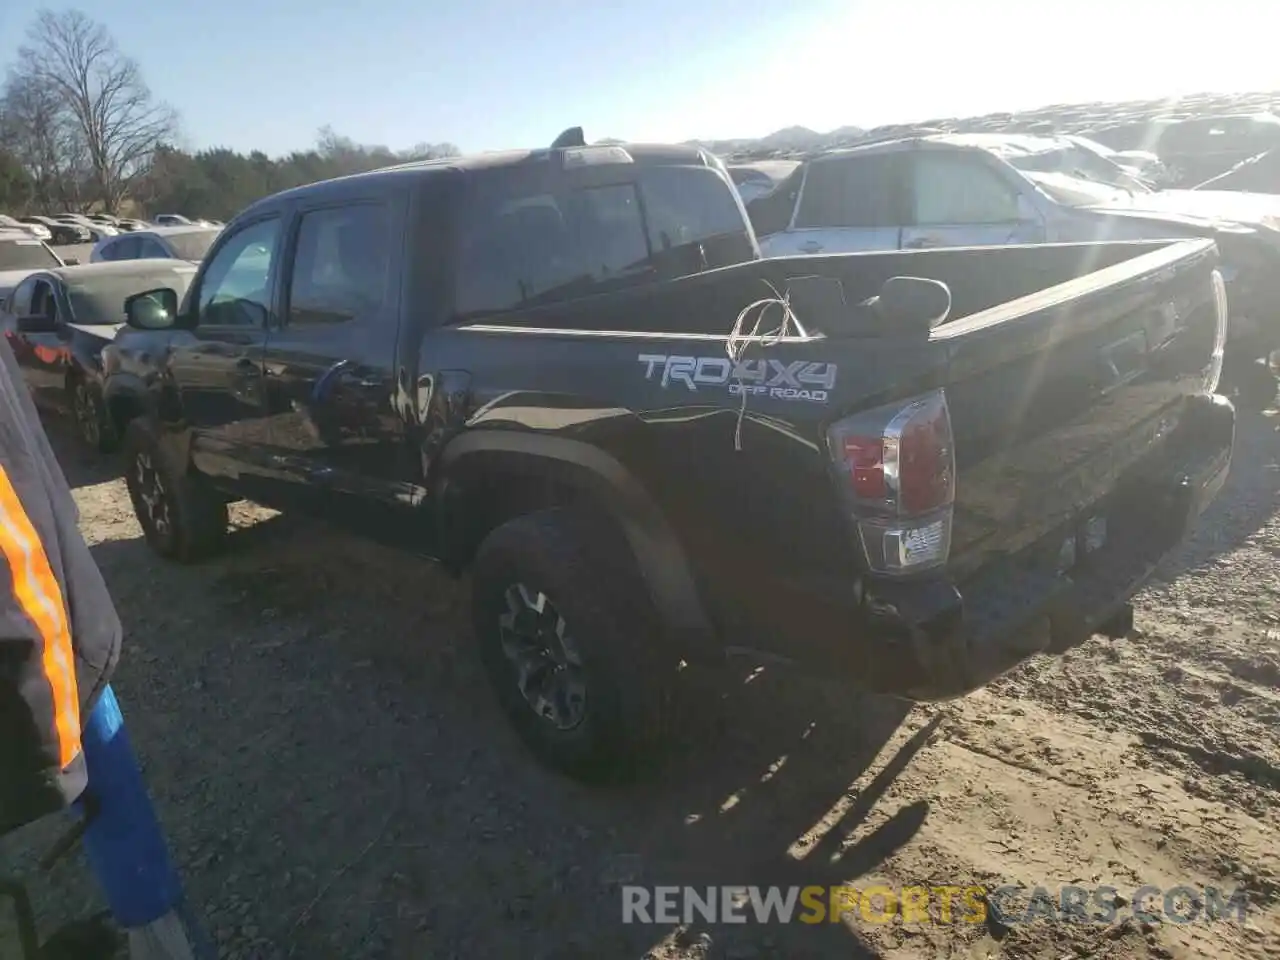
top-left (904, 238), bottom-right (938, 250)
top-left (799, 240), bottom-right (824, 254)
top-left (339, 370), bottom-right (382, 390)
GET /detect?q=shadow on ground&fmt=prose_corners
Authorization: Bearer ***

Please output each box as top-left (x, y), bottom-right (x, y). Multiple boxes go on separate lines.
top-left (42, 416), bottom-right (122, 491)
top-left (82, 512), bottom-right (928, 960)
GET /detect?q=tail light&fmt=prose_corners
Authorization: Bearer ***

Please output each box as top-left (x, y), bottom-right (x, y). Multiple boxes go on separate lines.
top-left (826, 389), bottom-right (956, 575)
top-left (1206, 267), bottom-right (1227, 393)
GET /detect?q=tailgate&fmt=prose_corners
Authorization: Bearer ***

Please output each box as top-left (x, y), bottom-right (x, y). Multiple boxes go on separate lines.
top-left (935, 237), bottom-right (1222, 580)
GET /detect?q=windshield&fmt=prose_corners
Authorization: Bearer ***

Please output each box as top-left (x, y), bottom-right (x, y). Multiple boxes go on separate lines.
top-left (453, 164), bottom-right (753, 316)
top-left (0, 239), bottom-right (61, 271)
top-left (1007, 144), bottom-right (1152, 192)
top-left (1024, 171), bottom-right (1134, 208)
top-left (1069, 136), bottom-right (1119, 158)
top-left (66, 269), bottom-right (197, 324)
top-left (163, 228), bottom-right (220, 261)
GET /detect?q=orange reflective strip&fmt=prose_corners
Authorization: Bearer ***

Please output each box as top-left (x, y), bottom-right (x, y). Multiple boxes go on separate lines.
top-left (0, 466), bottom-right (80, 768)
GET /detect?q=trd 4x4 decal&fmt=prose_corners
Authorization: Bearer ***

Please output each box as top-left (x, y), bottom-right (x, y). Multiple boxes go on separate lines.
top-left (637, 353), bottom-right (836, 404)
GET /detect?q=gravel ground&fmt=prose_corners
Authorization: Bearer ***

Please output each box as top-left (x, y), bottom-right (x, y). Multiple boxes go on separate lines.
top-left (0, 410), bottom-right (1278, 959)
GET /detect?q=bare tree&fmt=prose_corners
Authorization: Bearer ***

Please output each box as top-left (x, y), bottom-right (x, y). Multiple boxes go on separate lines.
top-left (16, 9), bottom-right (177, 212)
top-left (0, 70), bottom-right (86, 210)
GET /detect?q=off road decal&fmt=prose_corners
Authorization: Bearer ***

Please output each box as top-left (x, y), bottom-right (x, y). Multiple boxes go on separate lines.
top-left (637, 353), bottom-right (836, 404)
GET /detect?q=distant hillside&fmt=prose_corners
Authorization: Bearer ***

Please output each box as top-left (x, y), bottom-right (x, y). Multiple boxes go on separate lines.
top-left (671, 89), bottom-right (1280, 161)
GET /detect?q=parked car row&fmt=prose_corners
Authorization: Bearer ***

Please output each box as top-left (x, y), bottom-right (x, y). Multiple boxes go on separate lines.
top-left (0, 211), bottom-right (223, 246)
top-left (734, 131), bottom-right (1280, 409)
top-left (0, 132), bottom-right (1238, 784)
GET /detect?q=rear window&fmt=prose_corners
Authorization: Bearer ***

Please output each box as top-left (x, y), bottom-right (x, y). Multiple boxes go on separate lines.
top-left (0, 239), bottom-right (61, 271)
top-left (163, 228), bottom-right (220, 261)
top-left (452, 165), bottom-right (752, 316)
top-left (794, 154), bottom-right (902, 229)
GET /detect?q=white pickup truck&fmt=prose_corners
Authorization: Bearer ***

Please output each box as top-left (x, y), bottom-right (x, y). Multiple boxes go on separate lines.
top-left (747, 133), bottom-right (1280, 408)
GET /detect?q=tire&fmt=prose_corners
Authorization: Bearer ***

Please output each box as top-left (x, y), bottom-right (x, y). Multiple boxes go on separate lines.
top-left (471, 508), bottom-right (676, 781)
top-left (122, 418), bottom-right (227, 562)
top-left (69, 377), bottom-right (115, 453)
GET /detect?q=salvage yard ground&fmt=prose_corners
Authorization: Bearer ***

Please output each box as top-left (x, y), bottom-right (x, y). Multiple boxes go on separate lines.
top-left (2, 413), bottom-right (1279, 959)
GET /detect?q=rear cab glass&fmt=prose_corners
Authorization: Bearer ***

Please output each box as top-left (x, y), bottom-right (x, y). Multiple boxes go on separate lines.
top-left (451, 158), bottom-right (754, 318)
top-left (0, 238), bottom-right (62, 271)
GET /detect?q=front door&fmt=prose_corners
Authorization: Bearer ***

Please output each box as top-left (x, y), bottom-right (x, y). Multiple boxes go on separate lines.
top-left (168, 215), bottom-right (283, 497)
top-left (260, 198), bottom-right (416, 541)
top-left (900, 151), bottom-right (1046, 250)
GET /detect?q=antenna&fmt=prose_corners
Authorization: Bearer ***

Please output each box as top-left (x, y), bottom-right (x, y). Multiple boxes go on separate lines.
top-left (551, 126), bottom-right (586, 149)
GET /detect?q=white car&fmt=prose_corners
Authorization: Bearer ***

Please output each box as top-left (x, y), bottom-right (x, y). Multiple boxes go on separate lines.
top-left (1063, 135), bottom-right (1168, 187)
top-left (61, 220), bottom-right (119, 242)
top-left (91, 225), bottom-right (222, 265)
top-left (0, 215), bottom-right (52, 242)
top-left (0, 233), bottom-right (67, 311)
top-left (747, 131), bottom-right (1280, 407)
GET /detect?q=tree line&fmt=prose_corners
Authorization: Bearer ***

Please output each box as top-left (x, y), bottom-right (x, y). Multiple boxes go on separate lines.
top-left (0, 8), bottom-right (460, 219)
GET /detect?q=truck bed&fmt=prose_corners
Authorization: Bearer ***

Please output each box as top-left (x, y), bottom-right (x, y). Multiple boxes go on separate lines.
top-left (444, 237), bottom-right (1229, 690)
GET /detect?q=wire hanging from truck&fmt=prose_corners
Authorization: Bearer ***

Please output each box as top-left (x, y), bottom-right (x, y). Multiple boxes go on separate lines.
top-left (724, 279), bottom-right (805, 452)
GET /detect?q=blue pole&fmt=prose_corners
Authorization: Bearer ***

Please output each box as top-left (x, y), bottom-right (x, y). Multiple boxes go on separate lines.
top-left (77, 685), bottom-right (213, 959)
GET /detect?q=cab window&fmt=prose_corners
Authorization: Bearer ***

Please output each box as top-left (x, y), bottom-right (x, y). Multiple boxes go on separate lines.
top-left (194, 218), bottom-right (280, 327)
top-left (287, 204), bottom-right (391, 326)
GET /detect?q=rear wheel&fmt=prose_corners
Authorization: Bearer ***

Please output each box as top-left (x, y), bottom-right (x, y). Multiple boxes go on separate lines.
top-left (69, 377), bottom-right (115, 453)
top-left (471, 508), bottom-right (676, 781)
top-left (122, 419), bottom-right (227, 562)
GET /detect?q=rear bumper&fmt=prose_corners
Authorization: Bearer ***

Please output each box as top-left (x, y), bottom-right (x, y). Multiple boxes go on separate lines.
top-left (847, 392), bottom-right (1235, 701)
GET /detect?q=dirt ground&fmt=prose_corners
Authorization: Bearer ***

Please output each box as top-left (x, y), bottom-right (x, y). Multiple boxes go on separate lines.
top-left (1, 411), bottom-right (1278, 960)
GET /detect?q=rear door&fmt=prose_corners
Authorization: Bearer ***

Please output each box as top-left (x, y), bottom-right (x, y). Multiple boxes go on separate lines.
top-left (11, 275), bottom-right (69, 410)
top-left (259, 194), bottom-right (409, 534)
top-left (757, 153), bottom-right (904, 257)
top-left (900, 150), bottom-right (1046, 250)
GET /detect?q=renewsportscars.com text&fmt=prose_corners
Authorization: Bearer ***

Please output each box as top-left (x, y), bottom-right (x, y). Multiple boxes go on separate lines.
top-left (621, 884), bottom-right (1250, 926)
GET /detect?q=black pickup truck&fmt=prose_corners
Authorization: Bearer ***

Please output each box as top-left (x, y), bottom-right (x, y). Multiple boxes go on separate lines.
top-left (101, 138), bottom-right (1234, 780)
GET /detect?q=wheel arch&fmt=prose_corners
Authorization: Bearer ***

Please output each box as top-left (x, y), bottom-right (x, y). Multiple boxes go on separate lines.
top-left (437, 431), bottom-right (719, 662)
top-left (102, 373), bottom-right (153, 438)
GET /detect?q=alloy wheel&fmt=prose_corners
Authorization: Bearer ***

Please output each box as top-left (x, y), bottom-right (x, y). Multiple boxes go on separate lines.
top-left (498, 583), bottom-right (587, 730)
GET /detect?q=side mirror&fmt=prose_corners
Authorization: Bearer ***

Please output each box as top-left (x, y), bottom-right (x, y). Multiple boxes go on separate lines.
top-left (124, 287), bottom-right (182, 330)
top-left (864, 276), bottom-right (952, 332)
top-left (17, 314), bottom-right (58, 334)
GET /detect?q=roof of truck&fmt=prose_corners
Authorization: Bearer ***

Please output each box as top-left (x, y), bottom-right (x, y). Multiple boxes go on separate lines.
top-left (245, 141), bottom-right (719, 216)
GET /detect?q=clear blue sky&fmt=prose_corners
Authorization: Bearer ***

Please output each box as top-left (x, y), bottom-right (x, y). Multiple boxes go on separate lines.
top-left (1, 0), bottom-right (1274, 158)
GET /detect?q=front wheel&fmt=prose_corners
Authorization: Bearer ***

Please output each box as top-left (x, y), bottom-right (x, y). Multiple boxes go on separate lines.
top-left (122, 419), bottom-right (227, 562)
top-left (471, 509), bottom-right (677, 781)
